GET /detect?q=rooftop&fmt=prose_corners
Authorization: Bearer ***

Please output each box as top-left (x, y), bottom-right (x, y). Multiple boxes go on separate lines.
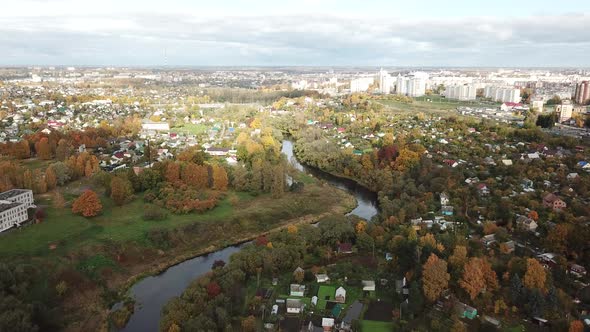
top-left (0, 201), bottom-right (22, 213)
top-left (0, 189), bottom-right (31, 201)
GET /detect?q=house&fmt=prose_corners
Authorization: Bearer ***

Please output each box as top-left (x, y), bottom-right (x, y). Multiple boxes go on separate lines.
top-left (335, 287), bottom-right (346, 303)
top-left (567, 173), bottom-right (579, 181)
top-left (440, 192), bottom-right (450, 206)
top-left (543, 193), bottom-right (567, 211)
top-left (271, 304), bottom-right (279, 315)
top-left (322, 318), bottom-right (335, 331)
top-left (501, 240), bottom-right (516, 254)
top-left (501, 159), bottom-right (513, 166)
top-left (395, 277), bottom-right (408, 295)
top-left (441, 206), bottom-right (454, 216)
top-left (0, 189), bottom-right (35, 233)
top-left (340, 301), bottom-right (363, 330)
top-left (362, 280), bottom-right (376, 292)
top-left (483, 316), bottom-right (502, 328)
top-left (385, 252), bottom-right (393, 261)
top-left (477, 183), bottom-right (490, 196)
top-left (290, 284), bottom-right (306, 297)
top-left (521, 178), bottom-right (534, 191)
top-left (481, 234), bottom-right (496, 247)
top-left (501, 102), bottom-right (522, 112)
top-left (569, 264), bottom-right (587, 277)
top-left (311, 296), bottom-right (318, 306)
top-left (294, 266), bottom-right (304, 277)
top-left (456, 302), bottom-right (477, 319)
top-left (316, 274), bottom-right (330, 283)
top-left (205, 147), bottom-right (230, 156)
top-left (286, 298), bottom-right (303, 314)
top-left (516, 215), bottom-right (538, 232)
top-left (338, 243), bottom-right (353, 254)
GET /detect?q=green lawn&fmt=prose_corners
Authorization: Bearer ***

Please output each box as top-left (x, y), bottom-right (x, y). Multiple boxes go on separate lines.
top-left (0, 191), bottom-right (237, 258)
top-left (378, 96), bottom-right (500, 115)
top-left (173, 123), bottom-right (208, 135)
top-left (360, 320), bottom-right (394, 332)
top-left (317, 285), bottom-right (336, 310)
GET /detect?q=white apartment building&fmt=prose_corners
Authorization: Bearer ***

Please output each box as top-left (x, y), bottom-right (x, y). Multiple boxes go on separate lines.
top-left (0, 189), bottom-right (34, 233)
top-left (444, 84), bottom-right (477, 101)
top-left (556, 100), bottom-right (573, 123)
top-left (350, 77), bottom-right (374, 93)
top-left (531, 97), bottom-right (544, 113)
top-left (378, 69), bottom-right (394, 94)
top-left (484, 86), bottom-right (521, 103)
top-left (395, 72), bottom-right (428, 97)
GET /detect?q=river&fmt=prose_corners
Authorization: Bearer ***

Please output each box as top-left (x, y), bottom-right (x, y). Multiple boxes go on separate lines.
top-left (115, 139), bottom-right (379, 332)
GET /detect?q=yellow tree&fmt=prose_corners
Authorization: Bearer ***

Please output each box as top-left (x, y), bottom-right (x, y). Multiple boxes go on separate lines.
top-left (45, 166), bottom-right (57, 190)
top-left (212, 165), bottom-right (228, 191)
top-left (356, 220), bottom-right (367, 234)
top-left (449, 246), bottom-right (468, 269)
top-left (241, 315), bottom-right (256, 332)
top-left (422, 253), bottom-right (450, 302)
top-left (523, 258), bottom-right (547, 293)
top-left (459, 257), bottom-right (498, 300)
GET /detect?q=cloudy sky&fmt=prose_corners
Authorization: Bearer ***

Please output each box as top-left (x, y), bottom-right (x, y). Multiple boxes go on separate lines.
top-left (1, 0), bottom-right (590, 67)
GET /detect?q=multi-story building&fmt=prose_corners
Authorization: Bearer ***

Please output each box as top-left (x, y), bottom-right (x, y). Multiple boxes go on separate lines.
top-left (396, 74), bottom-right (409, 95)
top-left (396, 72), bottom-right (428, 97)
top-left (0, 189), bottom-right (34, 233)
top-left (378, 69), bottom-right (393, 94)
top-left (350, 77), bottom-right (374, 93)
top-left (574, 81), bottom-right (590, 105)
top-left (484, 86), bottom-right (521, 103)
top-left (444, 84), bottom-right (477, 101)
top-left (531, 97), bottom-right (544, 113)
top-left (556, 100), bottom-right (573, 123)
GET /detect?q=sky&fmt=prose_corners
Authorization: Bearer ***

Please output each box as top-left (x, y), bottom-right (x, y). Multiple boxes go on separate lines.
top-left (1, 0), bottom-right (590, 67)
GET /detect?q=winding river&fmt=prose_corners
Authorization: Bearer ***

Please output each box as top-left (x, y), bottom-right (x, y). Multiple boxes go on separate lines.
top-left (116, 140), bottom-right (379, 332)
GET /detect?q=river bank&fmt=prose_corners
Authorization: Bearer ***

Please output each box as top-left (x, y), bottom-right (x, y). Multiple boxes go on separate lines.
top-left (105, 139), bottom-right (379, 332)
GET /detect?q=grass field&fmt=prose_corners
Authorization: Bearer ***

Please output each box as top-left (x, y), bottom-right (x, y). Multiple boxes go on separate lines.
top-left (173, 123), bottom-right (209, 135)
top-left (360, 320), bottom-right (394, 332)
top-left (0, 178), bottom-right (352, 259)
top-left (378, 95), bottom-right (500, 115)
top-left (0, 190), bottom-right (238, 257)
top-left (317, 285), bottom-right (336, 310)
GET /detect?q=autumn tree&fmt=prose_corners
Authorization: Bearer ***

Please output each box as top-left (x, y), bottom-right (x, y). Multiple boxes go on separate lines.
top-left (449, 246), bottom-right (468, 270)
top-left (212, 165), bottom-right (228, 191)
top-left (33, 169), bottom-right (47, 194)
top-left (422, 253), bottom-right (450, 302)
top-left (459, 257), bottom-right (498, 300)
top-left (528, 210), bottom-right (539, 221)
top-left (72, 190), bottom-right (103, 217)
top-left (23, 169), bottom-right (33, 190)
top-left (110, 176), bottom-right (134, 206)
top-left (523, 258), bottom-right (547, 293)
top-left (36, 137), bottom-right (51, 160)
top-left (355, 220), bottom-right (367, 234)
top-left (206, 281), bottom-right (221, 298)
top-left (545, 224), bottom-right (569, 254)
top-left (293, 268), bottom-right (304, 283)
top-left (45, 166), bottom-right (57, 190)
top-left (569, 320), bottom-right (584, 332)
top-left (14, 140), bottom-right (30, 159)
top-left (165, 162), bottom-right (181, 184)
top-left (241, 315), bottom-right (256, 332)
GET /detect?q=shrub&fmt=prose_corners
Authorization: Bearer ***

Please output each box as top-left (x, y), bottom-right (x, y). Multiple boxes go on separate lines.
top-left (142, 205), bottom-right (167, 221)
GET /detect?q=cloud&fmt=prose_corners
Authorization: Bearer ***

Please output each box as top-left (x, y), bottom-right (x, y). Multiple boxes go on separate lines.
top-left (0, 12), bottom-right (589, 66)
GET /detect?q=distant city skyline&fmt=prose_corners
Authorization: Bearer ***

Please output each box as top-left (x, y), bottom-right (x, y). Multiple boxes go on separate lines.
top-left (1, 0), bottom-right (590, 67)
